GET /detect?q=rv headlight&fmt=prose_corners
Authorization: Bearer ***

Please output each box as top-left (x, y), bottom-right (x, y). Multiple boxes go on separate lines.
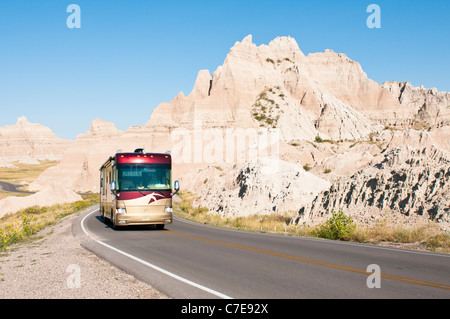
top-left (165, 207), bottom-right (172, 213)
top-left (116, 208), bottom-right (127, 214)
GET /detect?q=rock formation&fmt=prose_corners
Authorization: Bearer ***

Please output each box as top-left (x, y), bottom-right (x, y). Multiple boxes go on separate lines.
top-left (0, 116), bottom-right (71, 166)
top-left (183, 159), bottom-right (331, 218)
top-left (28, 119), bottom-right (166, 193)
top-left (295, 130), bottom-right (450, 231)
top-left (146, 35), bottom-right (378, 141)
top-left (381, 81), bottom-right (450, 129)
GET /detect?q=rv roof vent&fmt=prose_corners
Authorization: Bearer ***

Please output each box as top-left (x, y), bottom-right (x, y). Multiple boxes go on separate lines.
top-left (134, 148), bottom-right (145, 154)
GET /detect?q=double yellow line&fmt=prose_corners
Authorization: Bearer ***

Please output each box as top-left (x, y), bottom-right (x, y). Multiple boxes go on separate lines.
top-left (166, 231), bottom-right (450, 291)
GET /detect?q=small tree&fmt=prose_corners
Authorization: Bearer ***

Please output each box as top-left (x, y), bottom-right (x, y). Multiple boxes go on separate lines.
top-left (315, 209), bottom-right (356, 240)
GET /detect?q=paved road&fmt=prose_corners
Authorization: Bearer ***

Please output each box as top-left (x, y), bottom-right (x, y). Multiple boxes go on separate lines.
top-left (75, 206), bottom-right (450, 299)
top-left (0, 181), bottom-right (35, 194)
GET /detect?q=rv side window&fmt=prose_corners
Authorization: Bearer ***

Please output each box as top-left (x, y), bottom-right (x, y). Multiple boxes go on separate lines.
top-left (102, 169), bottom-right (106, 195)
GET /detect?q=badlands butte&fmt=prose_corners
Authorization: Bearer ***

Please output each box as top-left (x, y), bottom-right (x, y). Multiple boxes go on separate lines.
top-left (1, 35), bottom-right (450, 231)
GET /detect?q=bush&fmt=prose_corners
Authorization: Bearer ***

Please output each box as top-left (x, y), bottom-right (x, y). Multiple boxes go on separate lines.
top-left (315, 135), bottom-right (323, 143)
top-left (314, 209), bottom-right (356, 240)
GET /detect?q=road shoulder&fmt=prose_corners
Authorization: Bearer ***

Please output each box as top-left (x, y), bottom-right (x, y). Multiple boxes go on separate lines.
top-left (0, 206), bottom-right (168, 299)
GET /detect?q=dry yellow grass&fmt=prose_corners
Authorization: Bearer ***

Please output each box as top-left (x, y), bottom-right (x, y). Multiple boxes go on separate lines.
top-left (0, 194), bottom-right (99, 252)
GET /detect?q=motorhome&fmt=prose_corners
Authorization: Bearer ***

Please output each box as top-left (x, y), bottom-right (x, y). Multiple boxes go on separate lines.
top-left (99, 149), bottom-right (179, 229)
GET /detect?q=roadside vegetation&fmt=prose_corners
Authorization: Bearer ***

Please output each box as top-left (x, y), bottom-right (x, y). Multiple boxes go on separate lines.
top-left (173, 192), bottom-right (450, 253)
top-left (0, 194), bottom-right (98, 252)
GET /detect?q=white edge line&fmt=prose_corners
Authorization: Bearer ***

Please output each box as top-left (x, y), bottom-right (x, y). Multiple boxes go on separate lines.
top-left (81, 209), bottom-right (233, 300)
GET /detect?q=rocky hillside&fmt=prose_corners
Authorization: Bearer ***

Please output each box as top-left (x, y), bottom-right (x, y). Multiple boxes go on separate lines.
top-left (382, 81), bottom-right (450, 129)
top-left (296, 130), bottom-right (450, 231)
top-left (0, 117), bottom-right (71, 167)
top-left (147, 35), bottom-right (405, 142)
top-left (183, 159), bottom-right (331, 218)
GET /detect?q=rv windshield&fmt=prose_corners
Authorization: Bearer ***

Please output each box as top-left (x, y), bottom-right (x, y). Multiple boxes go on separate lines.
top-left (117, 163), bottom-right (171, 191)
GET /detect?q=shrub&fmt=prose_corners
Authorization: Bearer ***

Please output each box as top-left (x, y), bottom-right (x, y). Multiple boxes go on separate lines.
top-left (315, 135), bottom-right (323, 143)
top-left (314, 209), bottom-right (356, 240)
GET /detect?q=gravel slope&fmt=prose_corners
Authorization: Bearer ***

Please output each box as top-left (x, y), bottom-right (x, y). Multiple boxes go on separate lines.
top-left (0, 209), bottom-right (168, 299)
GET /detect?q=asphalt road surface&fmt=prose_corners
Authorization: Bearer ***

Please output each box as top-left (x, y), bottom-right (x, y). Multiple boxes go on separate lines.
top-left (75, 206), bottom-right (450, 299)
top-left (0, 181), bottom-right (35, 194)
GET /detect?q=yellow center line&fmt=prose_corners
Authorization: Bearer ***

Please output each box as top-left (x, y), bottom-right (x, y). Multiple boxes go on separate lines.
top-left (165, 231), bottom-right (450, 291)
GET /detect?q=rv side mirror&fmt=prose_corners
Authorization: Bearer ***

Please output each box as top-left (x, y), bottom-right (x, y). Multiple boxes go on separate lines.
top-left (111, 181), bottom-right (116, 191)
top-left (172, 180), bottom-right (180, 196)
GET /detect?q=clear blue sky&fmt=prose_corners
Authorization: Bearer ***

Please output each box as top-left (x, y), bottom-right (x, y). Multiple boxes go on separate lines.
top-left (1, 0), bottom-right (449, 140)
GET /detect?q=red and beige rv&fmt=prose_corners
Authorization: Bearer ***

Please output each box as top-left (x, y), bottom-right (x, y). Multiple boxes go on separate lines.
top-left (99, 148), bottom-right (179, 229)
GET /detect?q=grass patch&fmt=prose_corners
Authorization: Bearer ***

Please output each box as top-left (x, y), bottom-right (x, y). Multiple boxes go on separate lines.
top-left (351, 219), bottom-right (450, 252)
top-left (174, 192), bottom-right (296, 233)
top-left (173, 193), bottom-right (450, 253)
top-left (252, 87), bottom-right (283, 129)
top-left (314, 135), bottom-right (336, 144)
top-left (0, 194), bottom-right (99, 252)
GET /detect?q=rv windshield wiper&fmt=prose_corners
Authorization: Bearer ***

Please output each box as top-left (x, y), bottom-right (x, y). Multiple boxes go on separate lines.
top-left (137, 190), bottom-right (147, 197)
top-left (153, 190), bottom-right (166, 197)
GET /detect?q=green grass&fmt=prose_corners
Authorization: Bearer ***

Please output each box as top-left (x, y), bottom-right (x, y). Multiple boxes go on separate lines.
top-left (173, 193), bottom-right (450, 253)
top-left (0, 194), bottom-right (99, 252)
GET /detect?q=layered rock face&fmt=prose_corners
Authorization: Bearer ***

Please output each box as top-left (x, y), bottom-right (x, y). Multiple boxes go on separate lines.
top-left (183, 159), bottom-right (331, 217)
top-left (28, 120), bottom-right (174, 193)
top-left (0, 117), bottom-right (71, 166)
top-left (147, 35), bottom-right (383, 141)
top-left (296, 130), bottom-right (450, 230)
top-left (382, 81), bottom-right (450, 129)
